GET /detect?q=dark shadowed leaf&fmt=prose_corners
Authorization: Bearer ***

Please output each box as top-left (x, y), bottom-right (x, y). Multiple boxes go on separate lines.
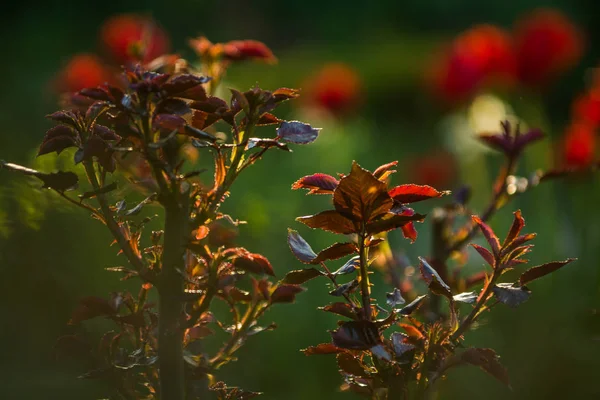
top-left (370, 344), bottom-right (392, 361)
top-left (397, 294), bottom-right (427, 315)
top-left (333, 161), bottom-right (393, 222)
top-left (461, 348), bottom-right (511, 387)
top-left (69, 296), bottom-right (117, 324)
top-left (287, 229), bottom-right (318, 263)
top-left (282, 268), bottom-right (324, 284)
top-left (329, 280), bottom-right (359, 296)
top-left (38, 125), bottom-right (79, 156)
top-left (78, 182), bottom-right (117, 200)
top-left (162, 74), bottom-right (206, 96)
top-left (270, 284), bottom-right (304, 303)
top-left (332, 256), bottom-right (360, 275)
top-left (277, 120), bottom-right (321, 144)
top-left (184, 125), bottom-right (217, 142)
top-left (492, 283), bottom-right (531, 307)
top-left (319, 302), bottom-right (357, 319)
top-left (230, 88), bottom-right (250, 114)
top-left (388, 184), bottom-right (449, 204)
top-left (312, 242), bottom-right (358, 264)
top-left (1, 161), bottom-right (78, 192)
top-left (453, 291), bottom-right (478, 304)
top-left (296, 210), bottom-right (356, 234)
top-left (472, 216), bottom-right (501, 256)
top-left (302, 343), bottom-right (345, 355)
top-left (331, 320), bottom-right (381, 350)
top-left (292, 173), bottom-right (339, 195)
top-left (246, 138), bottom-right (290, 151)
top-left (391, 332), bottom-right (416, 357)
top-left (519, 258), bottom-right (576, 286)
top-left (386, 288), bottom-right (405, 307)
top-left (209, 381), bottom-right (262, 400)
top-left (337, 353), bottom-right (370, 377)
top-left (419, 257), bottom-right (451, 297)
top-left (46, 110), bottom-right (79, 127)
top-left (479, 134), bottom-right (512, 154)
top-left (471, 244), bottom-right (495, 268)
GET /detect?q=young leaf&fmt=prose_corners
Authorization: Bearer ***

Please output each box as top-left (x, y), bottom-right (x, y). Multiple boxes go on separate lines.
top-left (282, 268), bottom-right (324, 285)
top-left (365, 212), bottom-right (426, 236)
top-left (471, 244), bottom-right (495, 268)
top-left (296, 210), bottom-right (356, 234)
top-left (419, 257), bottom-right (451, 298)
top-left (277, 120), bottom-right (321, 144)
top-left (472, 215), bottom-right (501, 256)
top-left (519, 258), bottom-right (576, 286)
top-left (373, 161), bottom-right (398, 181)
top-left (331, 320), bottom-right (381, 350)
top-left (270, 284), bottom-right (305, 303)
top-left (386, 288), bottom-right (406, 307)
top-left (312, 242), bottom-right (358, 264)
top-left (292, 173), bottom-right (339, 195)
top-left (461, 348), bottom-right (511, 387)
top-left (232, 252), bottom-right (275, 276)
top-left (492, 283), bottom-right (531, 308)
top-left (388, 184), bottom-right (449, 204)
top-left (503, 210), bottom-right (525, 247)
top-left (333, 161), bottom-right (393, 222)
top-left (287, 229), bottom-right (318, 263)
top-left (397, 294), bottom-right (427, 315)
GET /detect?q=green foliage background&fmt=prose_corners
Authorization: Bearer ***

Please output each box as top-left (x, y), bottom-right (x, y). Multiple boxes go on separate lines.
top-left (1, 0), bottom-right (599, 399)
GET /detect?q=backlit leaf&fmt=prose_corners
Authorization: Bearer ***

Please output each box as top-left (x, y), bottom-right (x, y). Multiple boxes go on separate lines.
top-left (472, 216), bottom-right (501, 256)
top-left (453, 291), bottom-right (478, 304)
top-left (292, 173), bottom-right (339, 195)
top-left (302, 343), bottom-right (345, 355)
top-left (332, 256), bottom-right (360, 275)
top-left (312, 242), bottom-right (358, 264)
top-left (471, 244), bottom-right (495, 268)
top-left (270, 284), bottom-right (304, 303)
top-left (331, 320), bottom-right (381, 350)
top-left (282, 268), bottom-right (324, 284)
top-left (337, 353), bottom-right (370, 377)
top-left (503, 210), bottom-right (525, 247)
top-left (366, 212), bottom-right (425, 236)
top-left (519, 258), bottom-right (576, 286)
top-left (277, 120), bottom-right (321, 144)
top-left (388, 184), bottom-right (449, 204)
top-left (319, 302), bottom-right (357, 320)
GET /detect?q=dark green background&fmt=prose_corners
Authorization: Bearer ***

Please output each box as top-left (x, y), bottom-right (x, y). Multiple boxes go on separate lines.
top-left (1, 1), bottom-right (599, 399)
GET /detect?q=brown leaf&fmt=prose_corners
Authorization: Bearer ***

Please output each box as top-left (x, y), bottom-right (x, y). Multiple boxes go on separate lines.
top-left (519, 258), bottom-right (576, 286)
top-left (312, 242), bottom-right (358, 264)
top-left (302, 343), bottom-right (345, 355)
top-left (282, 268), bottom-right (324, 285)
top-left (461, 348), bottom-right (510, 387)
top-left (331, 320), bottom-right (381, 350)
top-left (365, 212), bottom-right (425, 236)
top-left (292, 173), bottom-right (339, 195)
top-left (296, 210), bottom-right (357, 234)
top-left (333, 161), bottom-right (393, 222)
top-left (232, 251), bottom-right (275, 276)
top-left (319, 302), bottom-right (357, 320)
top-left (472, 216), bottom-right (501, 256)
top-left (503, 210), bottom-right (525, 247)
top-left (337, 353), bottom-right (370, 377)
top-left (471, 244), bottom-right (495, 268)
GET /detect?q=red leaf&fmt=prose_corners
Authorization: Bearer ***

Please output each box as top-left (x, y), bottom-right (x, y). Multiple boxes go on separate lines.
top-left (373, 161), bottom-right (398, 181)
top-left (519, 258), bottom-right (576, 286)
top-left (401, 222), bottom-right (418, 243)
top-left (471, 244), bottom-right (495, 268)
top-left (232, 251), bottom-right (275, 276)
top-left (302, 343), bottom-right (345, 355)
top-left (270, 284), bottom-right (305, 304)
top-left (222, 40), bottom-right (277, 63)
top-left (292, 173), bottom-right (339, 195)
top-left (296, 210), bottom-right (357, 234)
top-left (503, 210), bottom-right (525, 247)
top-left (388, 184), bottom-right (449, 204)
top-left (472, 216), bottom-right (501, 256)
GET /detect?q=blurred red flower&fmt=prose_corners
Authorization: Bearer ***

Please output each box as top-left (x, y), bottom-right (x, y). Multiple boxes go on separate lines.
top-left (303, 63), bottom-right (361, 116)
top-left (100, 14), bottom-right (170, 64)
top-left (407, 150), bottom-right (457, 189)
top-left (572, 92), bottom-right (600, 127)
top-left (563, 121), bottom-right (596, 167)
top-left (55, 54), bottom-right (112, 93)
top-left (514, 9), bottom-right (583, 87)
top-left (428, 25), bottom-right (515, 103)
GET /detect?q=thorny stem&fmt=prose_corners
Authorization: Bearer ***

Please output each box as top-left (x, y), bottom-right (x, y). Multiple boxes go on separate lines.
top-left (320, 262), bottom-right (360, 313)
top-left (187, 257), bottom-right (219, 327)
top-left (83, 162), bottom-right (146, 274)
top-left (358, 231), bottom-right (372, 320)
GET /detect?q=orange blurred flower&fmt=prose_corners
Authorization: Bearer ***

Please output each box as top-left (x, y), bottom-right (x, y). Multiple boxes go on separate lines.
top-left (100, 14), bottom-right (170, 64)
top-left (428, 25), bottom-right (515, 103)
top-left (302, 63), bottom-right (362, 116)
top-left (563, 121), bottom-right (596, 167)
top-left (514, 9), bottom-right (583, 87)
top-left (55, 54), bottom-right (112, 93)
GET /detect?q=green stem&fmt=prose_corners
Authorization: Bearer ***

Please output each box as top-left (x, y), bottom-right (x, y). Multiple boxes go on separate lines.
top-left (157, 188), bottom-right (190, 400)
